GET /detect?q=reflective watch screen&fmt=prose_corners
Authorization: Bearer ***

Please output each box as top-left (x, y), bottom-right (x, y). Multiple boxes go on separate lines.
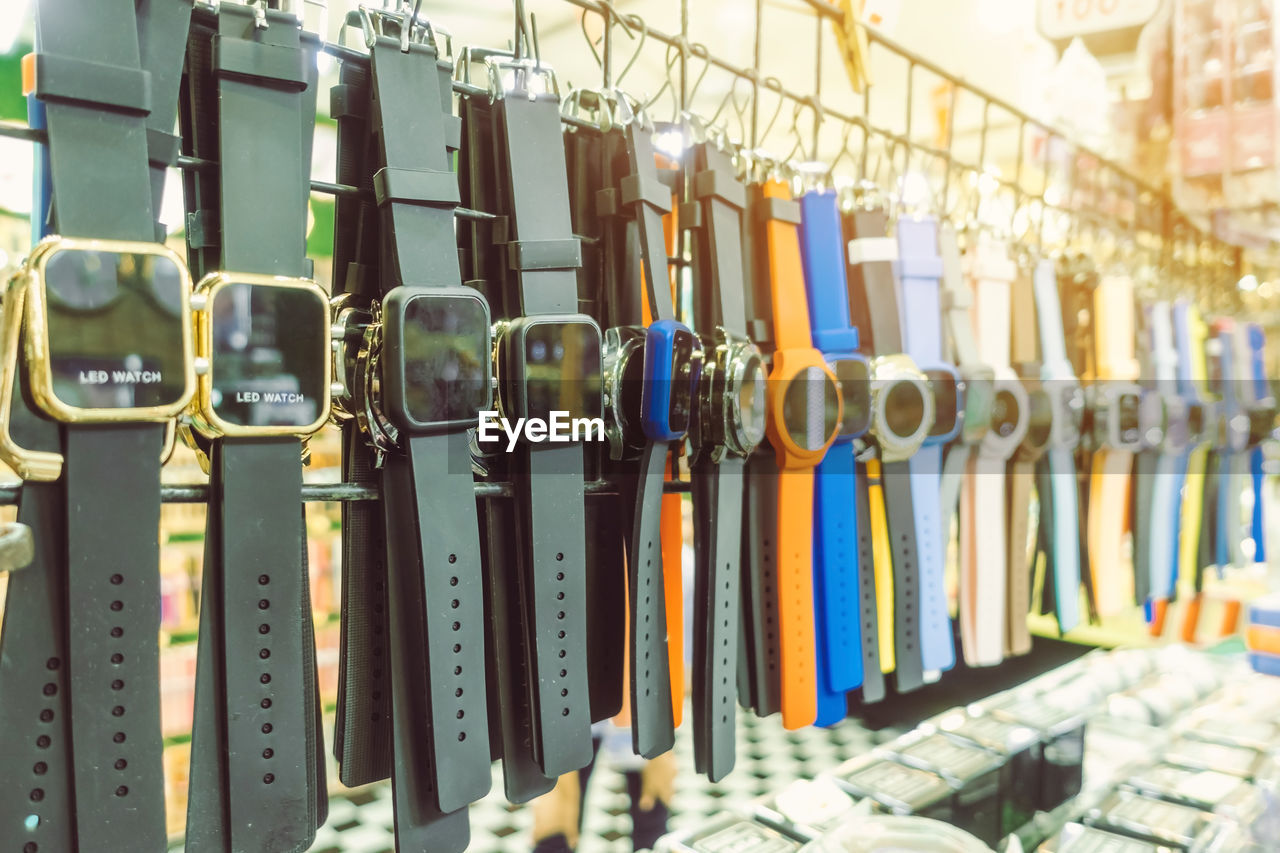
top-left (1118, 392), bottom-right (1141, 445)
top-left (209, 283), bottom-right (327, 428)
top-left (884, 380), bottom-right (926, 439)
top-left (400, 294), bottom-right (491, 425)
top-left (991, 389), bottom-right (1021, 438)
top-left (926, 370), bottom-right (958, 438)
top-left (782, 366), bottom-right (839, 450)
top-left (523, 321), bottom-right (603, 422)
top-left (666, 328), bottom-right (699, 434)
top-left (832, 358), bottom-right (871, 438)
top-left (43, 248), bottom-right (188, 410)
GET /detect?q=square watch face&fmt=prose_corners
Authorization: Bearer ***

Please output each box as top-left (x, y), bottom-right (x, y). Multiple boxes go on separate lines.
top-left (522, 319), bottom-right (603, 422)
top-left (208, 282), bottom-right (327, 429)
top-left (41, 247), bottom-right (190, 412)
top-left (394, 292), bottom-right (492, 427)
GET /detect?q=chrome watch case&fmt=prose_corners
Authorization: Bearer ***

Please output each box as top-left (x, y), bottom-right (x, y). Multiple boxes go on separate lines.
top-left (694, 327), bottom-right (766, 463)
top-left (956, 363), bottom-right (995, 447)
top-left (329, 293), bottom-right (400, 466)
top-left (1013, 378), bottom-right (1053, 464)
top-left (979, 369), bottom-right (1031, 460)
top-left (1087, 382), bottom-right (1145, 453)
top-left (868, 353), bottom-right (935, 464)
top-left (602, 325), bottom-right (647, 461)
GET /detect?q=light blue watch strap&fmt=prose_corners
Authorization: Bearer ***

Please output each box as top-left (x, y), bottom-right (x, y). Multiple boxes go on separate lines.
top-left (799, 190), bottom-right (863, 722)
top-left (1145, 302), bottom-right (1180, 616)
top-left (896, 216), bottom-right (953, 672)
top-left (1248, 323), bottom-right (1268, 563)
top-left (1032, 260), bottom-right (1081, 632)
top-left (1216, 327), bottom-right (1238, 569)
top-left (1169, 300), bottom-right (1198, 596)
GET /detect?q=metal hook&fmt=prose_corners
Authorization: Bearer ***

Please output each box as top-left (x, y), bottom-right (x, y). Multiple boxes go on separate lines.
top-left (614, 13), bottom-right (646, 89)
top-left (643, 42), bottom-right (681, 122)
top-left (755, 77), bottom-right (786, 149)
top-left (684, 43), bottom-right (712, 107)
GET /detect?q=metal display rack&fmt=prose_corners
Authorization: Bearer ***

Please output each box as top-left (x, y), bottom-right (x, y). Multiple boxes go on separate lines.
top-left (0, 0), bottom-right (1255, 506)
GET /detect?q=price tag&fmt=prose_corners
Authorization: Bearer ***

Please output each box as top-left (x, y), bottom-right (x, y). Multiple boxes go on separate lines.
top-left (1037, 0), bottom-right (1162, 41)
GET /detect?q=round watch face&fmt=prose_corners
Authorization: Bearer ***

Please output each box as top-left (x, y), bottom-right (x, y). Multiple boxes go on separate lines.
top-left (831, 357), bottom-right (871, 439)
top-left (991, 389), bottom-right (1022, 438)
top-left (884, 379), bottom-right (926, 439)
top-left (1118, 391), bottom-right (1142, 446)
top-left (925, 369), bottom-right (959, 439)
top-left (735, 354), bottom-right (767, 449)
top-left (1025, 388), bottom-right (1053, 449)
top-left (781, 366), bottom-right (839, 451)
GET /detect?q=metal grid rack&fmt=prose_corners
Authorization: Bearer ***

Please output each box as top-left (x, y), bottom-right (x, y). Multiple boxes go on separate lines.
top-left (0, 0), bottom-right (1253, 505)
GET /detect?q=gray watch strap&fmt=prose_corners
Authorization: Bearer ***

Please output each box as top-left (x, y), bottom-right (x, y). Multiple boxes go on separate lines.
top-left (691, 455), bottom-right (744, 781)
top-left (743, 450), bottom-right (782, 716)
top-left (852, 462), bottom-right (885, 703)
top-left (881, 460), bottom-right (925, 693)
top-left (0, 482), bottom-right (73, 851)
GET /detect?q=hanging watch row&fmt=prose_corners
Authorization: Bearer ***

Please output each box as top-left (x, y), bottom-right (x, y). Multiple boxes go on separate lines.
top-left (0, 1), bottom-right (1276, 852)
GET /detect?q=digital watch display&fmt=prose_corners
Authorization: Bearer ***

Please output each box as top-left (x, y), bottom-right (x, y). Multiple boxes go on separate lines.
top-left (382, 288), bottom-right (492, 433)
top-left (23, 239), bottom-right (196, 421)
top-left (190, 273), bottom-right (332, 437)
top-left (499, 315), bottom-right (604, 424)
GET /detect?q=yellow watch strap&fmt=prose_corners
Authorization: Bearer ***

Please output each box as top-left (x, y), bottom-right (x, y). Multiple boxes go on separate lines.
top-left (866, 458), bottom-right (895, 674)
top-left (1177, 306), bottom-right (1211, 640)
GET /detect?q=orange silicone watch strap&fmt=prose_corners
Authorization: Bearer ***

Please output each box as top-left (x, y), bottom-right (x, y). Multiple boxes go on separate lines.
top-left (777, 467), bottom-right (818, 728)
top-left (762, 179), bottom-right (815, 351)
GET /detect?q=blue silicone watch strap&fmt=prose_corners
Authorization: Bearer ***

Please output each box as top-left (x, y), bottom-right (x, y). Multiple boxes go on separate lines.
top-left (1216, 328), bottom-right (1236, 569)
top-left (1248, 324), bottom-right (1267, 563)
top-left (895, 215), bottom-right (954, 672)
top-left (799, 190), bottom-right (862, 722)
top-left (800, 191), bottom-right (860, 355)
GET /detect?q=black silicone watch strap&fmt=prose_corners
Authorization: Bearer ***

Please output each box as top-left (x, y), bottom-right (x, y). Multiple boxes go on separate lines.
top-left (0, 481), bottom-right (73, 851)
top-left (845, 208), bottom-right (902, 354)
top-left (623, 121), bottom-right (676, 321)
top-left (743, 450), bottom-right (782, 716)
top-left (692, 143), bottom-right (749, 336)
top-left (853, 463), bottom-right (885, 703)
top-left (64, 424), bottom-right (168, 852)
top-left (137, 0), bottom-right (195, 227)
top-left (627, 443), bottom-right (676, 758)
top-left (381, 457), bottom-right (471, 852)
top-left (881, 463), bottom-right (924, 691)
top-left (692, 456), bottom-right (745, 781)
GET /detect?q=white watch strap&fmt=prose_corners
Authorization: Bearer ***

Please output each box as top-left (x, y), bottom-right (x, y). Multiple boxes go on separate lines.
top-left (967, 452), bottom-right (1008, 666)
top-left (1032, 258), bottom-right (1072, 375)
top-left (1151, 302), bottom-right (1177, 385)
top-left (938, 223), bottom-right (981, 367)
top-left (969, 235), bottom-right (1016, 371)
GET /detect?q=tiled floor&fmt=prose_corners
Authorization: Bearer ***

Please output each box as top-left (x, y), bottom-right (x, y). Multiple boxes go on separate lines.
top-left (311, 708), bottom-right (893, 853)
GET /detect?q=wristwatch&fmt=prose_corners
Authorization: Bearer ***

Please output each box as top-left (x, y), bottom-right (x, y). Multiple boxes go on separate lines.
top-left (896, 214), bottom-right (959, 675)
top-left (687, 141), bottom-right (766, 780)
top-left (1084, 790), bottom-right (1221, 849)
top-left (754, 777), bottom-right (860, 841)
top-left (1008, 263), bottom-right (1053, 656)
top-left (178, 5), bottom-right (329, 851)
top-left (1171, 301), bottom-right (1213, 641)
top-left (830, 754), bottom-right (954, 822)
top-left (758, 176), bottom-right (842, 729)
top-left (1059, 256), bottom-right (1099, 622)
top-left (799, 187), bottom-right (876, 724)
top-left (1125, 763), bottom-right (1263, 823)
top-left (485, 54), bottom-right (601, 778)
top-left (1132, 302), bottom-right (1186, 637)
top-left (1037, 823), bottom-right (1170, 853)
top-left (936, 224), bottom-right (995, 629)
top-left (889, 731), bottom-right (1005, 846)
top-left (1085, 269), bottom-right (1144, 616)
top-left (846, 204), bottom-right (935, 694)
top-left (661, 814), bottom-right (805, 853)
top-left (961, 233), bottom-right (1029, 666)
top-left (0, 0), bottom-right (199, 849)
top-left (609, 109), bottom-right (698, 758)
top-left (1243, 323), bottom-right (1274, 563)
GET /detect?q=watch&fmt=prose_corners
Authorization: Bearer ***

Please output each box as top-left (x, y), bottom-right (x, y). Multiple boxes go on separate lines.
top-left (896, 214), bottom-right (959, 675)
top-left (485, 55), bottom-right (600, 778)
top-left (799, 187), bottom-right (875, 725)
top-left (845, 205), bottom-right (934, 693)
top-left (961, 233), bottom-right (1029, 666)
top-left (1243, 323), bottom-right (1274, 563)
top-left (1086, 269), bottom-right (1142, 617)
top-left (1208, 319), bottom-right (1248, 573)
top-left (1008, 264), bottom-right (1053, 656)
top-left (179, 5), bottom-right (329, 851)
top-left (758, 177), bottom-right (841, 729)
top-left (687, 141), bottom-right (766, 780)
top-left (1084, 790), bottom-right (1220, 849)
top-left (1132, 302), bottom-right (1184, 638)
top-left (0, 0), bottom-right (197, 849)
top-left (1171, 301), bottom-right (1213, 641)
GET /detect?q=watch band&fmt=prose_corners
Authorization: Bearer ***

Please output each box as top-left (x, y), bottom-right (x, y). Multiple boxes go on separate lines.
top-left (493, 77), bottom-right (594, 776)
top-left (852, 460), bottom-right (886, 703)
top-left (28, 1), bottom-right (187, 847)
top-left (1246, 323), bottom-right (1269, 563)
top-left (896, 215), bottom-right (954, 673)
top-left (367, 27), bottom-right (491, 834)
top-left (182, 7), bottom-right (324, 850)
top-left (964, 235), bottom-right (1019, 666)
top-left (1031, 259), bottom-right (1081, 633)
top-left (865, 457), bottom-right (896, 677)
top-left (1058, 258), bottom-right (1098, 622)
top-left (621, 120), bottom-right (676, 758)
top-left (457, 88), bottom-right (553, 804)
top-left (1088, 272), bottom-right (1140, 616)
top-left (741, 449), bottom-right (782, 717)
top-left (845, 207), bottom-right (925, 692)
top-left (1142, 303), bottom-right (1180, 628)
top-left (1006, 268), bottom-right (1039, 657)
top-left (799, 189), bottom-right (864, 725)
top-left (1212, 321), bottom-right (1241, 570)
top-left (328, 35), bottom-right (393, 788)
top-left (1158, 301), bottom-right (1202, 635)
top-left (688, 142), bottom-right (749, 779)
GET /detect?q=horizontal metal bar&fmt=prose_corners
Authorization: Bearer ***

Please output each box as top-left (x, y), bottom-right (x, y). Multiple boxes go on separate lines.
top-left (0, 478), bottom-right (691, 505)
